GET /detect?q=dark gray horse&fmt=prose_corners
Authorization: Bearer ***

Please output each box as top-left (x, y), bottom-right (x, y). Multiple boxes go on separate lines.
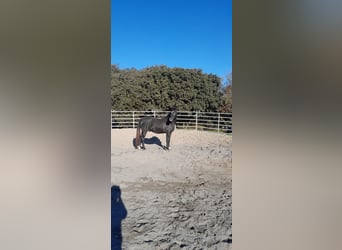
top-left (135, 110), bottom-right (177, 150)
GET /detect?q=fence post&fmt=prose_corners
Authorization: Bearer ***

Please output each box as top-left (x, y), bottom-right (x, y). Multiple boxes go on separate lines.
top-left (132, 111), bottom-right (135, 128)
top-left (218, 113), bottom-right (220, 132)
top-left (153, 110), bottom-right (156, 118)
top-left (195, 111), bottom-right (198, 131)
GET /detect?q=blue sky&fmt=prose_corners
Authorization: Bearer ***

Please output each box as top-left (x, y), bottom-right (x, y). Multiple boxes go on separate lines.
top-left (111, 0), bottom-right (232, 81)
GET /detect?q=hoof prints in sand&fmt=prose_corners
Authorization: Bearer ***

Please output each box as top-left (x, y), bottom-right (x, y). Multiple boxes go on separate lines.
top-left (120, 183), bottom-right (232, 250)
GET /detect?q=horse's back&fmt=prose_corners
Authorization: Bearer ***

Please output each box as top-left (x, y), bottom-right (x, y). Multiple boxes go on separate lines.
top-left (151, 119), bottom-right (175, 134)
top-left (145, 118), bottom-right (164, 133)
top-left (138, 117), bottom-right (153, 129)
top-left (138, 115), bottom-right (175, 134)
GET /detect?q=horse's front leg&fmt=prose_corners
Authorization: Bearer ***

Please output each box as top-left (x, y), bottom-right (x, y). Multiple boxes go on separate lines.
top-left (165, 132), bottom-right (171, 150)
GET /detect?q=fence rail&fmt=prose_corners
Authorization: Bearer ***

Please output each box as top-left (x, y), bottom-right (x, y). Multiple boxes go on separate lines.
top-left (111, 110), bottom-right (232, 133)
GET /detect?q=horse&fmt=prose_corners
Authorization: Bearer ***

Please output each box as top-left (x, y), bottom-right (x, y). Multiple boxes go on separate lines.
top-left (135, 110), bottom-right (177, 150)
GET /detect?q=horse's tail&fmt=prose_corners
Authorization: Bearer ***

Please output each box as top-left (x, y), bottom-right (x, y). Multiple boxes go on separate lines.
top-left (135, 126), bottom-right (141, 148)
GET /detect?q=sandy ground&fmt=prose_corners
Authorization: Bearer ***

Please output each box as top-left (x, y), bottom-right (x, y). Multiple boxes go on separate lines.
top-left (111, 128), bottom-right (232, 250)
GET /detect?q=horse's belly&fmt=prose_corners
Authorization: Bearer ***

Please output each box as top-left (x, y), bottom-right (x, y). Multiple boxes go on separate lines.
top-left (151, 127), bottom-right (165, 133)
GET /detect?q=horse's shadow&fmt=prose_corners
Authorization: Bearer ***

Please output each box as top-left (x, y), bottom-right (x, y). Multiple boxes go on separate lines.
top-left (132, 136), bottom-right (163, 148)
top-left (112, 185), bottom-right (127, 250)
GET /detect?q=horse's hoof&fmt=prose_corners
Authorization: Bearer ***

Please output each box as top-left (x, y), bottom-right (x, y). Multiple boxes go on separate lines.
top-left (141, 147), bottom-right (146, 150)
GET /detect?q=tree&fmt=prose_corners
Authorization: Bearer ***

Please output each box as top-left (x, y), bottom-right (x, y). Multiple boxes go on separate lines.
top-left (219, 73), bottom-right (232, 113)
top-left (111, 65), bottom-right (225, 112)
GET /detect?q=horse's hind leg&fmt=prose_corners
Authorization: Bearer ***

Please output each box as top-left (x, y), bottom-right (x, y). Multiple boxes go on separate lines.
top-left (137, 132), bottom-right (142, 149)
top-left (141, 129), bottom-right (147, 149)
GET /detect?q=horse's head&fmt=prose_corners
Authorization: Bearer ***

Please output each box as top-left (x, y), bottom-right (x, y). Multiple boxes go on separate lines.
top-left (168, 110), bottom-right (177, 123)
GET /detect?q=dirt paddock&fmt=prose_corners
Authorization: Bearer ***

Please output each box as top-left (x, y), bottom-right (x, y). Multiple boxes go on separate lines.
top-left (111, 128), bottom-right (232, 250)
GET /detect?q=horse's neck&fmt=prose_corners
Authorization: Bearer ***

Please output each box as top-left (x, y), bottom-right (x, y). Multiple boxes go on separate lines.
top-left (166, 118), bottom-right (176, 125)
top-left (163, 115), bottom-right (170, 125)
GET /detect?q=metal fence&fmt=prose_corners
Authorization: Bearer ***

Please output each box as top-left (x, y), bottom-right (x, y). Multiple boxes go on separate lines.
top-left (111, 110), bottom-right (232, 133)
